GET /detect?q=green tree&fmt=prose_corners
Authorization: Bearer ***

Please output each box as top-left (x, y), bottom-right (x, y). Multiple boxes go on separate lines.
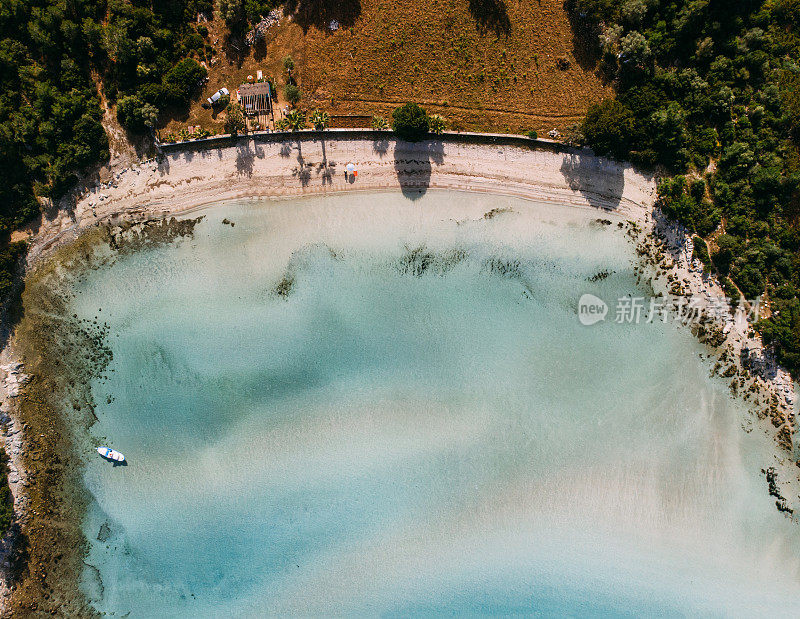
top-left (760, 300), bottom-right (800, 372)
top-left (392, 103), bottom-right (430, 142)
top-left (224, 102), bottom-right (246, 135)
top-left (582, 99), bottom-right (636, 159)
top-left (284, 83), bottom-right (302, 106)
top-left (711, 234), bottom-right (738, 276)
top-left (162, 58), bottom-right (207, 106)
top-left (220, 0), bottom-right (239, 24)
top-left (0, 449), bottom-right (14, 537)
top-left (692, 236), bottom-right (711, 269)
top-left (284, 109), bottom-right (307, 131)
top-left (309, 109), bottom-right (330, 130)
top-left (619, 30), bottom-right (651, 65)
top-left (564, 0), bottom-right (620, 41)
top-left (117, 95), bottom-right (159, 133)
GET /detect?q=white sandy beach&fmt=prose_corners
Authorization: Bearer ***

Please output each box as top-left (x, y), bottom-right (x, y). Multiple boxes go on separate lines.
top-left (28, 137), bottom-right (656, 261)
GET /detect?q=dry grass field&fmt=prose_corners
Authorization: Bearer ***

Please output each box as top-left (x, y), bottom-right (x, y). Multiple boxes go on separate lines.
top-left (163, 0), bottom-right (612, 136)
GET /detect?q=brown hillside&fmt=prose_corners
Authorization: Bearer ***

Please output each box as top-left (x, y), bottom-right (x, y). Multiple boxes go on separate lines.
top-left (165, 0), bottom-right (611, 136)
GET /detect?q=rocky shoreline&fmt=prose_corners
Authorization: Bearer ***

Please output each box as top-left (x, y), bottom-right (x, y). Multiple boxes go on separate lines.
top-left (0, 218), bottom-right (209, 615)
top-left (0, 136), bottom-right (796, 613)
top-left (630, 209), bottom-right (800, 517)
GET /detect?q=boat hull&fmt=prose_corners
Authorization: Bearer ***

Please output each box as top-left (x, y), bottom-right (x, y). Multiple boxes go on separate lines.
top-left (97, 446), bottom-right (125, 462)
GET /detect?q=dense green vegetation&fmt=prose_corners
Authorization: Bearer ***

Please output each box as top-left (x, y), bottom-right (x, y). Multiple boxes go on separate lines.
top-left (574, 0), bottom-right (800, 373)
top-left (219, 0), bottom-right (278, 29)
top-left (224, 102), bottom-right (246, 135)
top-left (0, 0), bottom-right (217, 308)
top-left (392, 103), bottom-right (431, 142)
top-left (105, 2), bottom-right (212, 132)
top-left (0, 0), bottom-right (107, 234)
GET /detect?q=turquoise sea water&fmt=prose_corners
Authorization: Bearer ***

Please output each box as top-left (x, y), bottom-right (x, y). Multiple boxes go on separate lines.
top-left (72, 191), bottom-right (800, 616)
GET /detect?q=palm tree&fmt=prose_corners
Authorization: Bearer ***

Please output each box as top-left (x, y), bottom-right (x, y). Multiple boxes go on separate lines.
top-left (310, 109), bottom-right (330, 130)
top-left (224, 102), bottom-right (246, 136)
top-left (284, 109), bottom-right (307, 131)
top-left (371, 115), bottom-right (389, 130)
top-left (428, 114), bottom-right (447, 135)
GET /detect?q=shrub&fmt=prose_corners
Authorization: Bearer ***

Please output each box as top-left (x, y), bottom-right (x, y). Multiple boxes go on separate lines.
top-left (224, 102), bottom-right (245, 135)
top-left (284, 83), bottom-right (302, 106)
top-left (527, 129), bottom-right (538, 139)
top-left (582, 99), bottom-right (635, 159)
top-left (283, 55), bottom-right (295, 73)
top-left (162, 58), bottom-right (207, 106)
top-left (428, 114), bottom-right (447, 135)
top-left (372, 116), bottom-right (389, 130)
top-left (392, 103), bottom-right (429, 142)
top-left (116, 95), bottom-right (159, 133)
top-left (692, 236), bottom-right (711, 269)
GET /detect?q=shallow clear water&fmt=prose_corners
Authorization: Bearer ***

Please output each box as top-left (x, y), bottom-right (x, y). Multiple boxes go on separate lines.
top-left (73, 191), bottom-right (800, 616)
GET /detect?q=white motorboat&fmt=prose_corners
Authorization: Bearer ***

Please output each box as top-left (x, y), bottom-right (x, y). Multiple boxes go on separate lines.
top-left (97, 446), bottom-right (125, 462)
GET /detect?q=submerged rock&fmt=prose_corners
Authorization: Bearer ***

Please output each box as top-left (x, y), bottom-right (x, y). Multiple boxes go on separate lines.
top-left (96, 522), bottom-right (111, 543)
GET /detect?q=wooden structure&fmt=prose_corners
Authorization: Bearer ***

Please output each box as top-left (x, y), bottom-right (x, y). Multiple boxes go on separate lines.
top-left (237, 82), bottom-right (274, 130)
top-left (238, 82), bottom-right (272, 115)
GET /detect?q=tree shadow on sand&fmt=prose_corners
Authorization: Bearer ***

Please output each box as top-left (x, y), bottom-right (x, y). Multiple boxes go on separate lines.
top-left (393, 139), bottom-right (445, 201)
top-left (282, 139), bottom-right (312, 187)
top-left (314, 136), bottom-right (336, 185)
top-left (469, 0), bottom-right (511, 37)
top-left (235, 140), bottom-right (265, 177)
top-left (283, 0), bottom-right (362, 32)
top-left (373, 135), bottom-right (389, 158)
top-left (560, 153), bottom-right (625, 211)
